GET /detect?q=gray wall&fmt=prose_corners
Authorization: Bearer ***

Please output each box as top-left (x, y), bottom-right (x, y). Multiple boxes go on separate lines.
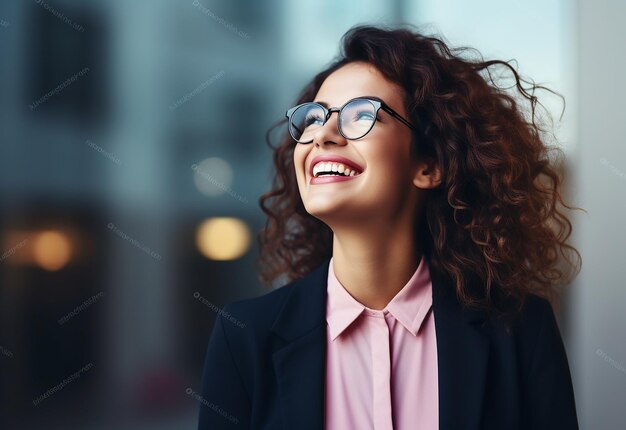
top-left (571, 0), bottom-right (626, 428)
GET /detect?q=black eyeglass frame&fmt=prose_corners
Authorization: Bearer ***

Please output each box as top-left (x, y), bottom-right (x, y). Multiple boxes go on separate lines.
top-left (284, 96), bottom-right (418, 144)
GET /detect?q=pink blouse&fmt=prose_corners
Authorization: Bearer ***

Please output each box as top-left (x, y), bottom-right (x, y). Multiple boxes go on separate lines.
top-left (324, 255), bottom-right (439, 430)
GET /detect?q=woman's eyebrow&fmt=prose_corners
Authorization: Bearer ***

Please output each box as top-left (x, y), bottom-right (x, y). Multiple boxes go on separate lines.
top-left (363, 95), bottom-right (384, 103)
top-left (313, 95), bottom-right (385, 108)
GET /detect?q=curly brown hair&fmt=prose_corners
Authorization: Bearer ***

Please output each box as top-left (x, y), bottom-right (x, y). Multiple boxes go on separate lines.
top-left (255, 23), bottom-right (582, 323)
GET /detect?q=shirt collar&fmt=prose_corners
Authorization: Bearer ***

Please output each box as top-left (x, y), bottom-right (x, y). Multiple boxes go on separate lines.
top-left (326, 255), bottom-right (433, 341)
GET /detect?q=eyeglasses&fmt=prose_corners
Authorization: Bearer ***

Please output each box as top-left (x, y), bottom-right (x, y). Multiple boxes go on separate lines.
top-left (285, 96), bottom-right (417, 144)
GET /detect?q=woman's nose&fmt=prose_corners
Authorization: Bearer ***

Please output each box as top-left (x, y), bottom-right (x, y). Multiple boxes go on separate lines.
top-left (312, 110), bottom-right (346, 146)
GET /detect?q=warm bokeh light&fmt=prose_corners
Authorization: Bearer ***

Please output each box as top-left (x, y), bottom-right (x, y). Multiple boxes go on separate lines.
top-left (32, 230), bottom-right (72, 271)
top-left (195, 217), bottom-right (251, 260)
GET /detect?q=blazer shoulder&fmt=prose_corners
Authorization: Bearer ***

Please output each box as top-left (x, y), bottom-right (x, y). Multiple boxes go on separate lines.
top-left (220, 258), bottom-right (330, 337)
top-left (512, 293), bottom-right (554, 331)
top-left (509, 293), bottom-right (569, 373)
top-left (218, 278), bottom-right (299, 336)
top-left (507, 294), bottom-right (552, 344)
top-left (511, 295), bottom-right (579, 428)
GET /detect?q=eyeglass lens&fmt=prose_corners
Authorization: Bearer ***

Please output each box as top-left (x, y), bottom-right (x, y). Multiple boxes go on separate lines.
top-left (289, 99), bottom-right (377, 143)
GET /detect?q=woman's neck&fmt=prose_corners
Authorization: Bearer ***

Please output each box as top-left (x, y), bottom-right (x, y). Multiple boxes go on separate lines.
top-left (330, 225), bottom-right (422, 310)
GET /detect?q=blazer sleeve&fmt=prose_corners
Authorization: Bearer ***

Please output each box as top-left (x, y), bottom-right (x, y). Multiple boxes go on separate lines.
top-left (524, 298), bottom-right (579, 430)
top-left (197, 305), bottom-right (251, 429)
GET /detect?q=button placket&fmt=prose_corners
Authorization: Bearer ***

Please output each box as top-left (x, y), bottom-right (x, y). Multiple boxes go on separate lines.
top-left (370, 312), bottom-right (393, 429)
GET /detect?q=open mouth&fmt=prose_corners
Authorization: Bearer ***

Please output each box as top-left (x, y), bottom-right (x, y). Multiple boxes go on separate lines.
top-left (311, 161), bottom-right (363, 178)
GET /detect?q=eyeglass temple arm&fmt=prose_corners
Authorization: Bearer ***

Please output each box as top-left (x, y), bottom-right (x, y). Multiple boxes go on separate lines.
top-left (381, 105), bottom-right (418, 131)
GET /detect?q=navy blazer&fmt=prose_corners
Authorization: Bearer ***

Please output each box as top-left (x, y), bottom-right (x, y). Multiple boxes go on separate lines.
top-left (197, 257), bottom-right (579, 429)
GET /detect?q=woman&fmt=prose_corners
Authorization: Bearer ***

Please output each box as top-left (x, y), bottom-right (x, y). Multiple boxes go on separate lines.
top-left (198, 24), bottom-right (581, 430)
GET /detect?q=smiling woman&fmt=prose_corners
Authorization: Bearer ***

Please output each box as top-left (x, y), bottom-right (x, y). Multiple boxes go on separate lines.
top-left (198, 24), bottom-right (582, 430)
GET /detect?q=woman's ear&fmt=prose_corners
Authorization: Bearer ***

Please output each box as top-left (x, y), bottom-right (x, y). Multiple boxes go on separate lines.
top-left (412, 157), bottom-right (442, 189)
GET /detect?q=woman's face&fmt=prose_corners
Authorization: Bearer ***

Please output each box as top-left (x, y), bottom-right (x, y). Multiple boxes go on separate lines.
top-left (293, 61), bottom-right (421, 226)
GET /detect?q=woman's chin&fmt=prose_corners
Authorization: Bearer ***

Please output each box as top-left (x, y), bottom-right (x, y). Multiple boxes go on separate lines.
top-left (304, 200), bottom-right (372, 224)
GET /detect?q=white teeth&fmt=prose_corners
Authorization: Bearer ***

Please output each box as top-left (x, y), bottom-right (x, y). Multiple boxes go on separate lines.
top-left (312, 161), bottom-right (362, 177)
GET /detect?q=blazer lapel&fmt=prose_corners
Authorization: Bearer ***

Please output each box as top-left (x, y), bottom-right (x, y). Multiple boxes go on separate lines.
top-left (271, 258), bottom-right (330, 430)
top-left (430, 261), bottom-right (489, 430)
top-left (270, 256), bottom-right (490, 430)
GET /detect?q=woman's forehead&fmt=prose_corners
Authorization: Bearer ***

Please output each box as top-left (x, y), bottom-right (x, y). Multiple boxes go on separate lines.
top-left (314, 62), bottom-right (404, 109)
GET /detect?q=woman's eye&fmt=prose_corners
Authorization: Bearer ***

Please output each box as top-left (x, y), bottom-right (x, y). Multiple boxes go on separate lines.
top-left (304, 113), bottom-right (324, 126)
top-left (353, 111), bottom-right (375, 122)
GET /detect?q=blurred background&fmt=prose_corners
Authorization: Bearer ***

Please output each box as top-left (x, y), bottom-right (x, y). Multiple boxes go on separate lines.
top-left (0, 0), bottom-right (624, 429)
